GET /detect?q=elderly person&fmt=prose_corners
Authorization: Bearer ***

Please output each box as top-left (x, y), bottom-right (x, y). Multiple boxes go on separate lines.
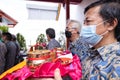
top-left (65, 20), bottom-right (89, 61)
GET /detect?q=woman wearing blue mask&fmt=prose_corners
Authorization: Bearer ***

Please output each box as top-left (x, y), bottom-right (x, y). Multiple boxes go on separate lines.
top-left (80, 1), bottom-right (120, 80)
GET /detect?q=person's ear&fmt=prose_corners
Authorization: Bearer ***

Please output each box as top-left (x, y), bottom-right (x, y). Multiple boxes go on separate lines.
top-left (107, 18), bottom-right (118, 31)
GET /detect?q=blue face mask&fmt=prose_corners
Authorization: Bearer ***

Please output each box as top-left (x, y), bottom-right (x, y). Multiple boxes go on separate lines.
top-left (80, 25), bottom-right (108, 46)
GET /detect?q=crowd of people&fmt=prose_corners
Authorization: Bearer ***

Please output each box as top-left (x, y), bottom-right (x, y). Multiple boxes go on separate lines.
top-left (0, 31), bottom-right (21, 74)
top-left (39, 0), bottom-right (120, 80)
top-left (1, 0), bottom-right (120, 80)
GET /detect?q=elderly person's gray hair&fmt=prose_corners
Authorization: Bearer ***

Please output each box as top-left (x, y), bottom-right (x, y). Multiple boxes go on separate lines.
top-left (67, 19), bottom-right (81, 33)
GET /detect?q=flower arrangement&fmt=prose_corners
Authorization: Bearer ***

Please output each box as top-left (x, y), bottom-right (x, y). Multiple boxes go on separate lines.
top-left (34, 42), bottom-right (46, 50)
top-left (34, 34), bottom-right (47, 50)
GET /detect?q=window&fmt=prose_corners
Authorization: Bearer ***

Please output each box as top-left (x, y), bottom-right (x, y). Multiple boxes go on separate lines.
top-left (27, 4), bottom-right (59, 20)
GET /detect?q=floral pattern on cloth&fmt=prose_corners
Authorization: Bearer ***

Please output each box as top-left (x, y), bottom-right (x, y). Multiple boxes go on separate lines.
top-left (68, 37), bottom-right (90, 61)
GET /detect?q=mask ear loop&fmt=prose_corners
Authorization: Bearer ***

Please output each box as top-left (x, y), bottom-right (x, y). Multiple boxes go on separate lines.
top-left (96, 20), bottom-right (109, 36)
top-left (100, 31), bottom-right (109, 36)
top-left (97, 19), bottom-right (109, 26)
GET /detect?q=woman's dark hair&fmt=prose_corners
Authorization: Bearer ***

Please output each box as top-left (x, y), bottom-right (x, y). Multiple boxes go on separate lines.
top-left (2, 32), bottom-right (12, 41)
top-left (100, 0), bottom-right (120, 3)
top-left (84, 1), bottom-right (104, 14)
top-left (100, 2), bottom-right (120, 41)
top-left (46, 28), bottom-right (55, 38)
top-left (84, 1), bottom-right (120, 41)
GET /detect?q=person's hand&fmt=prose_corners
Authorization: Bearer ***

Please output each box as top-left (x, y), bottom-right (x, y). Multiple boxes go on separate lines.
top-left (54, 68), bottom-right (62, 80)
top-left (38, 68), bottom-right (62, 80)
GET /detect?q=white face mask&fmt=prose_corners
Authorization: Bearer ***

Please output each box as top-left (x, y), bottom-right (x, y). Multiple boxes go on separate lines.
top-left (80, 24), bottom-right (108, 46)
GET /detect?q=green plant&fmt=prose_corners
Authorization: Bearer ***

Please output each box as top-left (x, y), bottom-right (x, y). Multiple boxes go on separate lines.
top-left (0, 26), bottom-right (9, 32)
top-left (16, 33), bottom-right (27, 50)
top-left (35, 34), bottom-right (47, 50)
top-left (36, 34), bottom-right (46, 43)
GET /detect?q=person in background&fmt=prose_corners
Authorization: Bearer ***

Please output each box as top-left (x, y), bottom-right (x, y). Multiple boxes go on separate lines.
top-left (65, 20), bottom-right (90, 61)
top-left (12, 34), bottom-right (23, 65)
top-left (46, 28), bottom-right (61, 50)
top-left (0, 30), bottom-right (7, 74)
top-left (64, 20), bottom-right (90, 80)
top-left (2, 32), bottom-right (17, 71)
top-left (39, 20), bottom-right (90, 80)
top-left (12, 34), bottom-right (20, 54)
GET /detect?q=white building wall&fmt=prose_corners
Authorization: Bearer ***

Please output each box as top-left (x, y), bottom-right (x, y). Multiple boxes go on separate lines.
top-left (70, 0), bottom-right (98, 23)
